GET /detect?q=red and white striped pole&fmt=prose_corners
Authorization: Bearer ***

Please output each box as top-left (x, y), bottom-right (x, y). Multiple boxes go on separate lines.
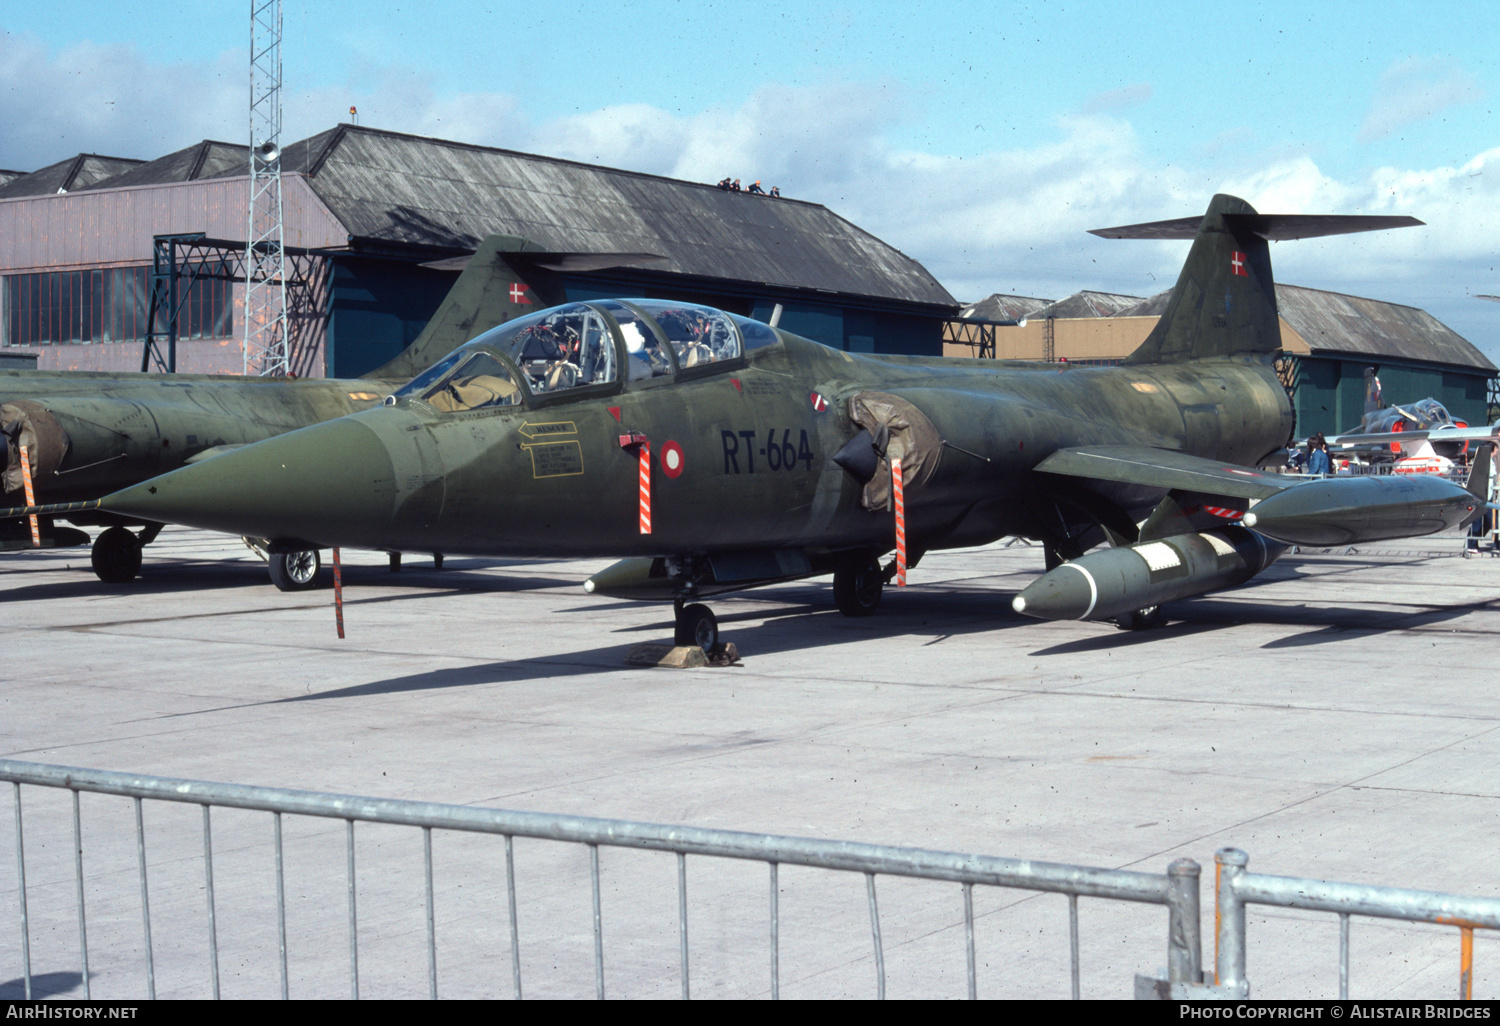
top-left (892, 456), bottom-right (906, 586)
top-left (19, 445), bottom-right (40, 549)
top-left (638, 439), bottom-right (652, 535)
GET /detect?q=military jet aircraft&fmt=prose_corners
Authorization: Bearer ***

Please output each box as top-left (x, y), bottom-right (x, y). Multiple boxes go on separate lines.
top-left (1303, 368), bottom-right (1499, 476)
top-left (13, 194), bottom-right (1482, 643)
top-left (1, 236), bottom-right (656, 585)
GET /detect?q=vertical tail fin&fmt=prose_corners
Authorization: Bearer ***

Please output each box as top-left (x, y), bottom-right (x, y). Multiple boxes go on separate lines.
top-left (1364, 367), bottom-right (1383, 415)
top-left (1120, 194), bottom-right (1280, 364)
top-left (1090, 196), bottom-right (1422, 365)
top-left (365, 235), bottom-right (550, 383)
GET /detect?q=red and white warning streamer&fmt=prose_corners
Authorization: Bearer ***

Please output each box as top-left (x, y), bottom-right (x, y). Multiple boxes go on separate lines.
top-left (892, 456), bottom-right (906, 586)
top-left (19, 445), bottom-right (40, 548)
top-left (332, 547), bottom-right (345, 639)
top-left (638, 439), bottom-right (652, 534)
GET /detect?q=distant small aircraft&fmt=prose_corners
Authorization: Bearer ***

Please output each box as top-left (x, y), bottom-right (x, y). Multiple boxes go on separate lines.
top-left (1315, 369), bottom-right (1497, 477)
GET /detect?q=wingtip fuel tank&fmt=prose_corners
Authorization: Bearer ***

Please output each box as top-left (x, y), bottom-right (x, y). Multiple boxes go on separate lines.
top-left (1240, 475), bottom-right (1480, 547)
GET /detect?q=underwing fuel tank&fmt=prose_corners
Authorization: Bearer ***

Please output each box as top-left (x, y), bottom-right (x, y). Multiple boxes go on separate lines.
top-left (1011, 527), bottom-right (1285, 623)
top-left (1241, 475), bottom-right (1481, 546)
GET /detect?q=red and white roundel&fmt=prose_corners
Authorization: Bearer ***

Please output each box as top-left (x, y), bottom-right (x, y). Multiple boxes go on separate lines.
top-left (660, 440), bottom-right (685, 478)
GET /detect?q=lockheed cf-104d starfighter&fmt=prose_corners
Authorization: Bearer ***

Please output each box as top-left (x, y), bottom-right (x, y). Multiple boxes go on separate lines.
top-left (24, 194), bottom-right (1485, 644)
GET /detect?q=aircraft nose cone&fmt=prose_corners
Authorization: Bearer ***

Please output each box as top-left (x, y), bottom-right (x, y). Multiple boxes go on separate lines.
top-left (100, 413), bottom-right (416, 547)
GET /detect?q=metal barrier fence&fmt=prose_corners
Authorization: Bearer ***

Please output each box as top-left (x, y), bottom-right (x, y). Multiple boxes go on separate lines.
top-left (2, 759), bottom-right (1201, 1000)
top-left (1213, 848), bottom-right (1500, 1000)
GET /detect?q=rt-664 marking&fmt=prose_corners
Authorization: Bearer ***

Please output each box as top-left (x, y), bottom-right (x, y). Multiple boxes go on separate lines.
top-left (722, 429), bottom-right (814, 474)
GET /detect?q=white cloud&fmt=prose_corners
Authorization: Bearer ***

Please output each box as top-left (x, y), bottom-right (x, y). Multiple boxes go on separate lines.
top-left (1076, 82), bottom-right (1152, 116)
top-left (1358, 57), bottom-right (1484, 144)
top-left (0, 31), bottom-right (243, 169)
top-left (1, 36), bottom-right (1494, 356)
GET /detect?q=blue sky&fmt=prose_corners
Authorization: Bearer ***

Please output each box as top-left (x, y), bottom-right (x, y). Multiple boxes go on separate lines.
top-left (2, 1), bottom-right (1497, 359)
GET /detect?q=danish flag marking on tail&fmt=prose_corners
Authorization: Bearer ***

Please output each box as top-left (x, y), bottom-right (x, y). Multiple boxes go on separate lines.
top-left (1230, 251), bottom-right (1248, 277)
top-left (510, 283), bottom-right (532, 304)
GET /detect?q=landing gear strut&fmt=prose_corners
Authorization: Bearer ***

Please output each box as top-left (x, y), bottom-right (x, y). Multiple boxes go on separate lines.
top-left (833, 552), bottom-right (884, 617)
top-left (90, 526), bottom-right (141, 583)
top-left (1115, 605), bottom-right (1166, 631)
top-left (673, 601), bottom-right (719, 649)
top-left (268, 549), bottom-right (322, 591)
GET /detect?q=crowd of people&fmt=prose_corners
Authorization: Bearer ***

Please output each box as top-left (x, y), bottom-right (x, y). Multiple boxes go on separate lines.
top-left (716, 177), bottom-right (781, 197)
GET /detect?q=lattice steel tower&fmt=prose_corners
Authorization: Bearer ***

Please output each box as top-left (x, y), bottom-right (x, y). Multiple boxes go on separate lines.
top-left (244, 0), bottom-right (289, 376)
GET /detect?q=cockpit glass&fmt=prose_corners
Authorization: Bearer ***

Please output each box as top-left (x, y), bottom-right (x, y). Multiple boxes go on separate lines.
top-left (1411, 398), bottom-right (1450, 425)
top-left (395, 350), bottom-right (466, 401)
top-left (417, 351), bottom-right (523, 413)
top-left (730, 314), bottom-right (781, 351)
top-left (496, 304), bottom-right (618, 394)
top-left (628, 300), bottom-right (741, 369)
top-left (593, 299), bottom-right (673, 381)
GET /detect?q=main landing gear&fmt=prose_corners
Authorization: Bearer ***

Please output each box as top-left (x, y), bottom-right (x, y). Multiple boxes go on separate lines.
top-left (90, 523), bottom-right (161, 583)
top-left (673, 600), bottom-right (719, 649)
top-left (1115, 605), bottom-right (1166, 631)
top-left (832, 552), bottom-right (884, 617)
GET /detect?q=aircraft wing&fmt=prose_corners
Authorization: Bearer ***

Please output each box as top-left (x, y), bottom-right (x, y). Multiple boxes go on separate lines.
top-left (1034, 445), bottom-right (1293, 500)
top-left (1324, 426), bottom-right (1500, 447)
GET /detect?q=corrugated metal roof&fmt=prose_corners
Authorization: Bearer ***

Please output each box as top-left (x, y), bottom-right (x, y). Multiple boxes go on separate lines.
top-left (211, 124), bottom-right (956, 308)
top-left (0, 154), bottom-right (145, 199)
top-left (1275, 283), bottom-right (1496, 372)
top-left (75, 140), bottom-right (244, 192)
top-left (1117, 285), bottom-right (1494, 372)
top-left (1032, 290), bottom-right (1143, 319)
top-left (958, 294), bottom-right (1054, 321)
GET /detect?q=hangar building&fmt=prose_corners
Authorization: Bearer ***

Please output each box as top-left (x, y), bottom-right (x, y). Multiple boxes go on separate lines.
top-left (945, 285), bottom-right (1498, 435)
top-left (0, 125), bottom-right (957, 378)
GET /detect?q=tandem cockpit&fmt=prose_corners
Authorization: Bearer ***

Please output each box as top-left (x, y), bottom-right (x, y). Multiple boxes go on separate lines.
top-left (389, 300), bottom-right (781, 413)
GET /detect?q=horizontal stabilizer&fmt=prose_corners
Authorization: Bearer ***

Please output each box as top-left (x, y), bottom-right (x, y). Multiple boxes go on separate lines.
top-left (1090, 213), bottom-right (1423, 241)
top-left (1035, 445), bottom-right (1292, 500)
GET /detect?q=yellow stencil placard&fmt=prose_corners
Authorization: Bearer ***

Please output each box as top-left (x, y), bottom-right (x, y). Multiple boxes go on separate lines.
top-left (523, 440), bottom-right (585, 478)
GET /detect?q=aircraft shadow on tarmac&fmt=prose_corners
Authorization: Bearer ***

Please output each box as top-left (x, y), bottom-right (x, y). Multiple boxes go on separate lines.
top-left (251, 584), bottom-right (1500, 703)
top-left (1027, 596), bottom-right (1499, 657)
top-left (267, 582), bottom-right (1035, 704)
top-left (0, 557), bottom-right (578, 605)
top-left (0, 971), bottom-right (84, 1000)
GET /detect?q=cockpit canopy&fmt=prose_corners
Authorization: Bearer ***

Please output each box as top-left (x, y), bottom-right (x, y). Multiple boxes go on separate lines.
top-left (1402, 398), bottom-right (1454, 427)
top-left (393, 300), bottom-right (780, 413)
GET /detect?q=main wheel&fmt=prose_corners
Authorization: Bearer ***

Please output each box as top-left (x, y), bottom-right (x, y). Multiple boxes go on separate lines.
top-left (268, 549), bottom-right (322, 591)
top-left (674, 602), bottom-right (719, 649)
top-left (833, 554), bottom-right (883, 617)
top-left (1115, 605), bottom-right (1165, 631)
top-left (91, 526), bottom-right (142, 583)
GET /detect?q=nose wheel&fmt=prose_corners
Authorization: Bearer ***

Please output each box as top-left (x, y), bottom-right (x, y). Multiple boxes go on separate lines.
top-left (674, 601), bottom-right (719, 650)
top-left (268, 549), bottom-right (323, 591)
